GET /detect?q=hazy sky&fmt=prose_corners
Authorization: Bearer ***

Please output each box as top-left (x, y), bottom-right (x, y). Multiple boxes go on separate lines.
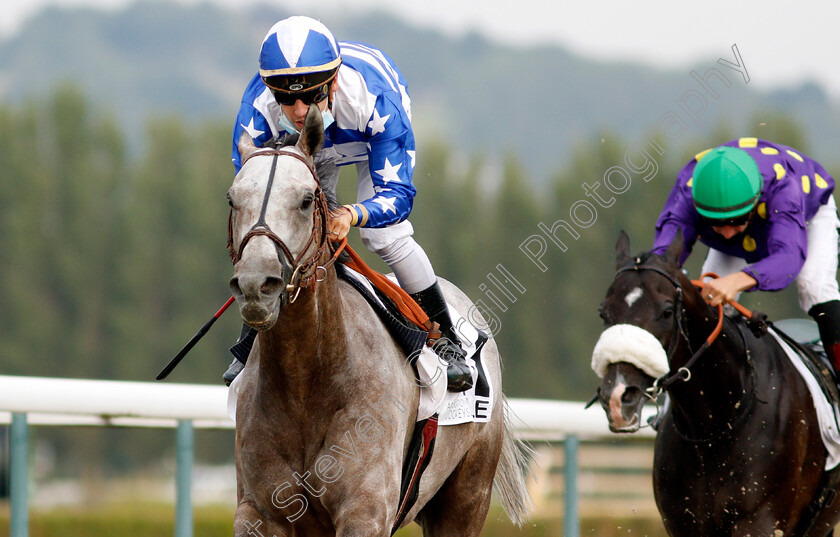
top-left (4, 0), bottom-right (839, 98)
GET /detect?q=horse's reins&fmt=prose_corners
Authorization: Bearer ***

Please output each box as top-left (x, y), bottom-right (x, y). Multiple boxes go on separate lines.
top-left (227, 148), bottom-right (346, 303)
top-left (655, 271), bottom-right (769, 393)
top-left (652, 275), bottom-right (724, 392)
top-left (612, 262), bottom-right (766, 439)
top-left (615, 262), bottom-right (766, 393)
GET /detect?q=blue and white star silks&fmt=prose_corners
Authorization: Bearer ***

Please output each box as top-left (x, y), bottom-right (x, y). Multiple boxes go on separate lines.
top-left (373, 196), bottom-right (398, 214)
top-left (375, 158), bottom-right (402, 184)
top-left (232, 40), bottom-right (417, 229)
top-left (231, 75), bottom-right (282, 170)
top-left (240, 117), bottom-right (265, 139)
top-left (367, 109), bottom-right (391, 135)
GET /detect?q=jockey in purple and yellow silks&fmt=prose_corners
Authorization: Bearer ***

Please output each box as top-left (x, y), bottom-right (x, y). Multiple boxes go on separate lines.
top-left (223, 16), bottom-right (473, 392)
top-left (652, 138), bottom-right (840, 376)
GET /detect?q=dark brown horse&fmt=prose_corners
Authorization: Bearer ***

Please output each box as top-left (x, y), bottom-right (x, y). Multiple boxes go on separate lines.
top-left (593, 231), bottom-right (840, 536)
top-left (226, 105), bottom-right (531, 537)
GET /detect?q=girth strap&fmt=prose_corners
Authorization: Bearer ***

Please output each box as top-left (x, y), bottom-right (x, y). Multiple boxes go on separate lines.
top-left (391, 416), bottom-right (439, 534)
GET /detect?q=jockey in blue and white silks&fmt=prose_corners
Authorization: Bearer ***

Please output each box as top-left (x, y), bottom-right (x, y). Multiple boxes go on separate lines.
top-left (232, 41), bottom-right (416, 229)
top-left (226, 16), bottom-right (473, 392)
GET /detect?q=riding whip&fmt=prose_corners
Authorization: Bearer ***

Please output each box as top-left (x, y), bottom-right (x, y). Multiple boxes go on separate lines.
top-left (156, 296), bottom-right (235, 380)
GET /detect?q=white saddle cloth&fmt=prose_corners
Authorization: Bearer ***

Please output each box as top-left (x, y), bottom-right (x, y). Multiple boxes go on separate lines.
top-left (770, 327), bottom-right (840, 469)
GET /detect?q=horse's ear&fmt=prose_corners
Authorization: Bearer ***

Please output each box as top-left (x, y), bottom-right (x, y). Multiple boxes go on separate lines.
top-left (664, 228), bottom-right (684, 267)
top-left (615, 230), bottom-right (631, 270)
top-left (297, 104), bottom-right (324, 159)
top-left (237, 130), bottom-right (259, 165)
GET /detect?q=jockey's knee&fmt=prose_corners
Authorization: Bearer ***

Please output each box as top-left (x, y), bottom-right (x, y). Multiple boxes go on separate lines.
top-left (797, 273), bottom-right (840, 314)
top-left (359, 221), bottom-right (417, 264)
top-left (368, 237), bottom-right (418, 266)
top-left (359, 222), bottom-right (435, 292)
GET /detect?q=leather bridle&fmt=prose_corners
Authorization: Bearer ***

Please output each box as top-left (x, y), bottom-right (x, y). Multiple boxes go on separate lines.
top-left (606, 259), bottom-right (757, 440)
top-left (614, 258), bottom-right (723, 393)
top-left (226, 148), bottom-right (342, 303)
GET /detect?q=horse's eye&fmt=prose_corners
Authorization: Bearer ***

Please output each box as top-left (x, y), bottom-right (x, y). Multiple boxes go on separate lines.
top-left (301, 193), bottom-right (315, 210)
top-left (662, 306), bottom-right (674, 319)
top-left (226, 192), bottom-right (235, 209)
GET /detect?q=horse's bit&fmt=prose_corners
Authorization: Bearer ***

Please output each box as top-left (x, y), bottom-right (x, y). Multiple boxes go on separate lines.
top-left (227, 148), bottom-right (331, 303)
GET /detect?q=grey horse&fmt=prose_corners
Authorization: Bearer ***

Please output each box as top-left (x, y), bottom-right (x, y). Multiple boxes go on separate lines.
top-left (226, 105), bottom-right (531, 537)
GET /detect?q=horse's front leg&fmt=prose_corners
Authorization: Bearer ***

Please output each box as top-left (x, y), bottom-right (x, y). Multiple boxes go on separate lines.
top-left (328, 473), bottom-right (401, 537)
top-left (234, 499), bottom-right (291, 537)
top-left (332, 506), bottom-right (393, 537)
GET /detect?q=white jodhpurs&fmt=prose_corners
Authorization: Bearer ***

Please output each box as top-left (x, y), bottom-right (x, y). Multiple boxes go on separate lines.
top-left (354, 161), bottom-right (436, 294)
top-left (701, 196), bottom-right (840, 312)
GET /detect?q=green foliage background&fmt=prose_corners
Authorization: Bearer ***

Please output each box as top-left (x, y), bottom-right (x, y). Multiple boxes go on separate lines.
top-left (0, 85), bottom-right (831, 474)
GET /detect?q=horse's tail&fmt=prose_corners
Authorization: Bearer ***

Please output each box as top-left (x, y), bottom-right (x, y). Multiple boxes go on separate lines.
top-left (493, 396), bottom-right (534, 526)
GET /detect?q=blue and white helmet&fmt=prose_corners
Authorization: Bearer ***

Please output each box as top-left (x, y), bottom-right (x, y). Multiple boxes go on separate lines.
top-left (259, 16), bottom-right (342, 100)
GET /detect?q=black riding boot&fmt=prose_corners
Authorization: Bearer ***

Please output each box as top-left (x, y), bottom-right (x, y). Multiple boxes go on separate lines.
top-left (410, 281), bottom-right (474, 392)
top-left (810, 300), bottom-right (840, 381)
top-left (223, 324), bottom-right (257, 386)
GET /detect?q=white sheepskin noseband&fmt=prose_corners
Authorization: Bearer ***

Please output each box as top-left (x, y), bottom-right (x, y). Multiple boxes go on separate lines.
top-left (591, 324), bottom-right (669, 379)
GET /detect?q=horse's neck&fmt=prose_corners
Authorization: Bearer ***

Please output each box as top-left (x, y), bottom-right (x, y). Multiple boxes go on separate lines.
top-left (671, 294), bottom-right (750, 432)
top-left (255, 270), bottom-right (348, 405)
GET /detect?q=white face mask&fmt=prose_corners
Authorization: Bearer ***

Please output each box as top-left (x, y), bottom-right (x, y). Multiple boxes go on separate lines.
top-left (321, 108), bottom-right (335, 130)
top-left (278, 108), bottom-right (334, 135)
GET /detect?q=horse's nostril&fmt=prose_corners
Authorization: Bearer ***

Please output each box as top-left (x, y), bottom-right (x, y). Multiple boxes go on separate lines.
top-left (261, 277), bottom-right (284, 296)
top-left (230, 273), bottom-right (284, 300)
top-left (229, 277), bottom-right (242, 298)
top-left (622, 387), bottom-right (641, 404)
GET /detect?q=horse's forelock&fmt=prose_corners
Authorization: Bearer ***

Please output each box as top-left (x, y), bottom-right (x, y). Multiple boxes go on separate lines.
top-left (610, 250), bottom-right (684, 308)
top-left (278, 133), bottom-right (299, 148)
top-left (616, 250), bottom-right (662, 275)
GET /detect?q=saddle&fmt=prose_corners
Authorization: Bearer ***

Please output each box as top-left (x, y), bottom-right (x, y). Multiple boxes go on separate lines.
top-left (335, 245), bottom-right (441, 359)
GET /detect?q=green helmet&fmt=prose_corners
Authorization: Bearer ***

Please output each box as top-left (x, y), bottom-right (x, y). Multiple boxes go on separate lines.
top-left (692, 146), bottom-right (762, 220)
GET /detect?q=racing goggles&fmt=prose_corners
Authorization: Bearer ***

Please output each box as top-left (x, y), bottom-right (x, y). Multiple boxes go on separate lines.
top-left (702, 208), bottom-right (755, 228)
top-left (270, 83), bottom-right (330, 107)
top-left (263, 68), bottom-right (338, 107)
